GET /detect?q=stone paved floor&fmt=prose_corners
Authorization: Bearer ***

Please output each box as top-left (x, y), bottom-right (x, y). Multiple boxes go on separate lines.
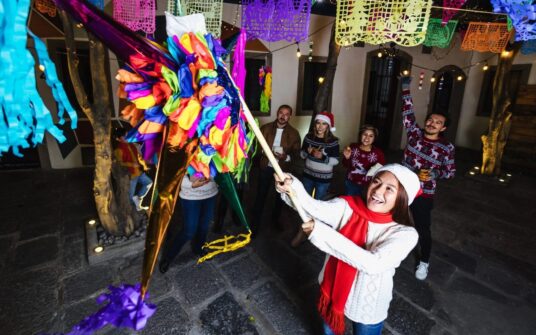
top-left (1, 148), bottom-right (535, 335)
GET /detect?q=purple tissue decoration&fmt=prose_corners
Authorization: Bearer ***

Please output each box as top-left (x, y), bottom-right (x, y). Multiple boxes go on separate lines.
top-left (242, 0), bottom-right (311, 42)
top-left (491, 0), bottom-right (536, 41)
top-left (67, 283), bottom-right (156, 334)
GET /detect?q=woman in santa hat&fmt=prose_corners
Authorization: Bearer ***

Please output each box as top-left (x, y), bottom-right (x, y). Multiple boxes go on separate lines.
top-left (292, 111), bottom-right (340, 246)
top-left (275, 164), bottom-right (420, 335)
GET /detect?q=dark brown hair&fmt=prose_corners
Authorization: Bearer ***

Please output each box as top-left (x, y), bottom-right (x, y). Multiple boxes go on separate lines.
top-left (359, 124), bottom-right (379, 139)
top-left (361, 171), bottom-right (414, 227)
top-left (311, 119), bottom-right (338, 143)
top-left (277, 104), bottom-right (293, 115)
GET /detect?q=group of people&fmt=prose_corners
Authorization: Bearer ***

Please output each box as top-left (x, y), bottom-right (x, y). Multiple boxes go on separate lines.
top-left (252, 76), bottom-right (455, 335)
top-left (115, 77), bottom-right (455, 335)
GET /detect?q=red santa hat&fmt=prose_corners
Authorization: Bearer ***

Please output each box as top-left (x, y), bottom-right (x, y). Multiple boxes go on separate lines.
top-left (315, 112), bottom-right (336, 132)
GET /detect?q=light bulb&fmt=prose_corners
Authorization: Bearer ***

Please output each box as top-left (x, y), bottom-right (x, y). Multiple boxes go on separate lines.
top-left (457, 75), bottom-right (463, 81)
top-left (318, 77), bottom-right (325, 84)
top-left (430, 77), bottom-right (436, 83)
top-left (482, 64), bottom-right (489, 71)
top-left (402, 70), bottom-right (409, 76)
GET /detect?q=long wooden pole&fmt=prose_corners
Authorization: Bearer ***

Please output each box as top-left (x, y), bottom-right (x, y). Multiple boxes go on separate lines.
top-left (228, 72), bottom-right (310, 222)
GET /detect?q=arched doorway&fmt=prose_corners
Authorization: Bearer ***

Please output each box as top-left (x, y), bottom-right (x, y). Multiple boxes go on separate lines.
top-left (428, 65), bottom-right (466, 144)
top-left (360, 49), bottom-right (412, 150)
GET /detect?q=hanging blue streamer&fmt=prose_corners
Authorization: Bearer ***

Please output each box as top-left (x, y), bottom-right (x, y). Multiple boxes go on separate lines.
top-left (0, 0), bottom-right (77, 157)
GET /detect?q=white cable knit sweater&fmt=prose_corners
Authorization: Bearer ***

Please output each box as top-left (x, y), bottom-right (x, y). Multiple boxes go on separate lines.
top-left (281, 177), bottom-right (418, 324)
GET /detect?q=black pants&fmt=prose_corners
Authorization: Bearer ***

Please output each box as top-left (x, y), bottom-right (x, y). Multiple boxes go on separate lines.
top-left (251, 166), bottom-right (283, 234)
top-left (410, 196), bottom-right (434, 263)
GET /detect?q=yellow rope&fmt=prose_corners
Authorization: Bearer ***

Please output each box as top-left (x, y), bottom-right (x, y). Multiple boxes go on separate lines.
top-left (197, 231), bottom-right (252, 263)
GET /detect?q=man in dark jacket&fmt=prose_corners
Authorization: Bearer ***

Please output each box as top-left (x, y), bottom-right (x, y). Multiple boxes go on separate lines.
top-left (251, 104), bottom-right (301, 236)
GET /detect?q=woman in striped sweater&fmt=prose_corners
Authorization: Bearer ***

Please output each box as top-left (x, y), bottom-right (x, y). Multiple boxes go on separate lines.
top-left (300, 112), bottom-right (340, 200)
top-left (291, 112), bottom-right (340, 247)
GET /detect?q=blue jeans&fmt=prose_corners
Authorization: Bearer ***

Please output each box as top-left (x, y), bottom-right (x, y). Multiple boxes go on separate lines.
top-left (344, 179), bottom-right (363, 197)
top-left (323, 321), bottom-right (384, 335)
top-left (302, 176), bottom-right (330, 200)
top-left (164, 195), bottom-right (217, 261)
top-left (129, 172), bottom-right (153, 200)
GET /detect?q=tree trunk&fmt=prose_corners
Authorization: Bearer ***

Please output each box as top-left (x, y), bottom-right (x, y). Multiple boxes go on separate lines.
top-left (59, 10), bottom-right (142, 236)
top-left (481, 42), bottom-right (521, 176)
top-left (310, 24), bottom-right (341, 131)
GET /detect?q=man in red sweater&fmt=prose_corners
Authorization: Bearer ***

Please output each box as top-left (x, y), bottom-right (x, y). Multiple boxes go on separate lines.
top-left (401, 77), bottom-right (456, 280)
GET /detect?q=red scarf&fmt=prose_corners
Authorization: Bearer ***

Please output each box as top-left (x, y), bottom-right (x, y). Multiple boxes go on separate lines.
top-left (318, 196), bottom-right (393, 335)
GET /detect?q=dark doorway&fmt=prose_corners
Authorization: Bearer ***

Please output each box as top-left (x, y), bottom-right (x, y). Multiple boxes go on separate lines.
top-left (361, 51), bottom-right (412, 150)
top-left (429, 66), bottom-right (466, 144)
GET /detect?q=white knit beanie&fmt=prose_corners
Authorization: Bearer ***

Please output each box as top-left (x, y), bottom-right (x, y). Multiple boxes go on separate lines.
top-left (374, 164), bottom-right (421, 205)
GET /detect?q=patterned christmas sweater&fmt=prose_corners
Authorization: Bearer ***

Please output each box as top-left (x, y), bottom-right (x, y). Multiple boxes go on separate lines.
top-left (342, 144), bottom-right (385, 186)
top-left (300, 134), bottom-right (340, 182)
top-left (401, 82), bottom-right (456, 197)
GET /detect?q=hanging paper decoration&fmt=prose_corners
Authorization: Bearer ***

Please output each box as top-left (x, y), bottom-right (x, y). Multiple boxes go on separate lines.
top-left (242, 0), bottom-right (311, 42)
top-left (424, 18), bottom-right (458, 48)
top-left (36, 0), bottom-right (57, 16)
top-left (418, 71), bottom-right (424, 90)
top-left (491, 0), bottom-right (536, 41)
top-left (113, 0), bottom-right (156, 33)
top-left (521, 39), bottom-right (536, 54)
top-left (442, 0), bottom-right (466, 25)
top-left (1, 0), bottom-right (77, 157)
top-left (259, 66), bottom-right (272, 113)
top-left (182, 0), bottom-right (223, 38)
top-left (232, 29), bottom-right (247, 96)
top-left (461, 22), bottom-right (512, 53)
top-left (167, 0), bottom-right (183, 16)
top-left (335, 0), bottom-right (433, 47)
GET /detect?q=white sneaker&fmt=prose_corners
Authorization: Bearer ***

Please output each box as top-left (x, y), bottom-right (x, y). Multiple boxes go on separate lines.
top-left (415, 262), bottom-right (429, 280)
top-left (132, 195), bottom-right (147, 211)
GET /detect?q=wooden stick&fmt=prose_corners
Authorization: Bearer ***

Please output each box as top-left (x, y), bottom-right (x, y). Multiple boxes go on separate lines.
top-left (230, 74), bottom-right (310, 222)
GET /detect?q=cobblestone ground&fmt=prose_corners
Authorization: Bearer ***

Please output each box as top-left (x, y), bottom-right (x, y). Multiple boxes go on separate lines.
top-left (1, 149), bottom-right (535, 335)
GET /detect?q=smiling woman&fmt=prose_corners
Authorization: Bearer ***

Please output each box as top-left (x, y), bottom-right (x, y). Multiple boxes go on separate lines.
top-left (274, 163), bottom-right (420, 335)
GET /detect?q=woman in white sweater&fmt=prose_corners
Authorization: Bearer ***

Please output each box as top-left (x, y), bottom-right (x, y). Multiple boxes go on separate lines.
top-left (159, 174), bottom-right (218, 273)
top-left (275, 164), bottom-right (420, 335)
